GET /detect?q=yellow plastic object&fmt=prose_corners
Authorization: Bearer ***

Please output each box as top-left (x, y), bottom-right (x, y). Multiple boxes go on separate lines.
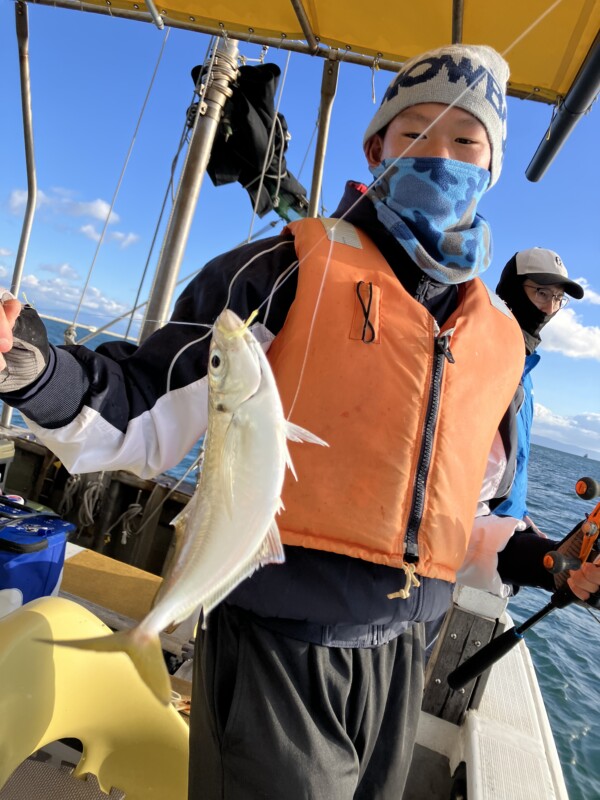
top-left (0, 596), bottom-right (189, 799)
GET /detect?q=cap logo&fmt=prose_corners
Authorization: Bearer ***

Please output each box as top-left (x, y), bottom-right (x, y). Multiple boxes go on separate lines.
top-left (555, 256), bottom-right (562, 266)
top-left (382, 54), bottom-right (507, 127)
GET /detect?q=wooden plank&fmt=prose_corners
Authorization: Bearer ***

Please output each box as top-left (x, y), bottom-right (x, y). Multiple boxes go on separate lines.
top-left (61, 547), bottom-right (162, 622)
top-left (422, 605), bottom-right (501, 724)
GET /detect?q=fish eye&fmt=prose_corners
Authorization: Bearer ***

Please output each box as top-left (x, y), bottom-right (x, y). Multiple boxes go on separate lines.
top-left (211, 354), bottom-right (221, 369)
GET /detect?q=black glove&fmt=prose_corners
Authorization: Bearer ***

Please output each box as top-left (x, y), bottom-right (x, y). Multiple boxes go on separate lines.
top-left (0, 305), bottom-right (50, 393)
top-left (552, 519), bottom-right (600, 595)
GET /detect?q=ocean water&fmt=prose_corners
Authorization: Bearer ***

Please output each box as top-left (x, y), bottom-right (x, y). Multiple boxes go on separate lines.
top-left (3, 319), bottom-right (599, 798)
top-left (509, 445), bottom-right (599, 800)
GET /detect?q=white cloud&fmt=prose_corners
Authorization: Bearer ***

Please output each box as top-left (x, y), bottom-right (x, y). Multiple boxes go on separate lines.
top-left (40, 263), bottom-right (80, 281)
top-left (9, 188), bottom-right (119, 224)
top-left (9, 187), bottom-right (140, 251)
top-left (80, 225), bottom-right (138, 248)
top-left (0, 266), bottom-right (8, 279)
top-left (0, 248), bottom-right (12, 257)
top-left (20, 274), bottom-right (129, 320)
top-left (110, 231), bottom-right (139, 249)
top-left (533, 403), bottom-right (600, 457)
top-left (72, 198), bottom-right (119, 224)
top-left (575, 278), bottom-right (600, 306)
top-left (80, 224), bottom-right (101, 242)
top-left (540, 308), bottom-right (600, 360)
top-left (9, 188), bottom-right (51, 213)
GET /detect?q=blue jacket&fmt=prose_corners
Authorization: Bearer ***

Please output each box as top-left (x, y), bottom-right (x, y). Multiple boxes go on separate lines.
top-left (494, 351), bottom-right (541, 520)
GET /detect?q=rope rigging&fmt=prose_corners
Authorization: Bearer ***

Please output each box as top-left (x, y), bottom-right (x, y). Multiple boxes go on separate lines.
top-left (64, 27), bottom-right (171, 346)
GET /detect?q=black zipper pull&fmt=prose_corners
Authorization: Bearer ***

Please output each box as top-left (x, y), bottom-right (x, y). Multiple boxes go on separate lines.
top-left (436, 333), bottom-right (455, 363)
top-left (415, 276), bottom-right (429, 304)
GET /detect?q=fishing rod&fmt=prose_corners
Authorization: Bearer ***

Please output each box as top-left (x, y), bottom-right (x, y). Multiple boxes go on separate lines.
top-left (448, 476), bottom-right (600, 691)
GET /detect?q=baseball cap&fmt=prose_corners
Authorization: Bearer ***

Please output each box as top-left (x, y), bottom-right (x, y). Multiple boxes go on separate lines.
top-left (515, 248), bottom-right (584, 298)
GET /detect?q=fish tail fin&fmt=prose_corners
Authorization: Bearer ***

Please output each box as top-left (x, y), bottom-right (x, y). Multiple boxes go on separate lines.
top-left (38, 628), bottom-right (172, 705)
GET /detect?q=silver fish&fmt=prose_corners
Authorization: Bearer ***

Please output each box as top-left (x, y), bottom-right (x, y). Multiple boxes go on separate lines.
top-left (47, 309), bottom-right (326, 704)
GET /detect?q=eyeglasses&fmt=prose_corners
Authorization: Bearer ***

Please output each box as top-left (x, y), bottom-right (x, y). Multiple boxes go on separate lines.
top-left (523, 283), bottom-right (569, 309)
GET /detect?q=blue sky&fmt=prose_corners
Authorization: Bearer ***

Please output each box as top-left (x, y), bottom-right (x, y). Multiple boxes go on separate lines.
top-left (1, 3), bottom-right (599, 456)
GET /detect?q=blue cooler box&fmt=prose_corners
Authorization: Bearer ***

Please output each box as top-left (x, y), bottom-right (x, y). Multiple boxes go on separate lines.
top-left (0, 497), bottom-right (75, 606)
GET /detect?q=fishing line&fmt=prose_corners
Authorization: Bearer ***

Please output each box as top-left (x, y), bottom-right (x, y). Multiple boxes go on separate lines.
top-left (70, 26), bottom-right (171, 330)
top-left (164, 238), bottom-right (294, 391)
top-left (159, 0), bottom-right (566, 414)
top-left (246, 49), bottom-right (293, 242)
top-left (260, 258), bottom-right (299, 327)
top-left (43, 3), bottom-right (569, 438)
top-left (123, 32), bottom-right (213, 341)
top-left (279, 0), bottom-right (567, 421)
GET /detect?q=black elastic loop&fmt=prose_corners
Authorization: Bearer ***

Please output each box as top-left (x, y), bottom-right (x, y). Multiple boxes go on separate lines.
top-left (356, 281), bottom-right (376, 343)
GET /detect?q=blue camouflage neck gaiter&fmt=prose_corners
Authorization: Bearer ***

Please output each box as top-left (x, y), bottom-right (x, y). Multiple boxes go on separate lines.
top-left (368, 157), bottom-right (492, 284)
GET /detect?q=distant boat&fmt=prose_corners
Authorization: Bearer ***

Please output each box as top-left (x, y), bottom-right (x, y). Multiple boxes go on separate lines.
top-left (583, 453), bottom-right (589, 458)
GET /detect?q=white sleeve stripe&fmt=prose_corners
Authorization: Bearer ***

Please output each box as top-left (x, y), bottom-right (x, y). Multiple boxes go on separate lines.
top-left (23, 375), bottom-right (210, 479)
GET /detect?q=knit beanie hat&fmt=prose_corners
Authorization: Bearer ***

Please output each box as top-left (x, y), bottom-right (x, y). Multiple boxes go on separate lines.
top-left (363, 44), bottom-right (509, 187)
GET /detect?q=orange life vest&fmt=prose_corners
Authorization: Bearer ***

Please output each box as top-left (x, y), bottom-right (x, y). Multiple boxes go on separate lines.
top-left (267, 218), bottom-right (524, 582)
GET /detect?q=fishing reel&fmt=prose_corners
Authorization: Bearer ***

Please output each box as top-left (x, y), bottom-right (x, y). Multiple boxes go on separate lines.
top-left (543, 476), bottom-right (600, 598)
top-left (448, 476), bottom-right (600, 691)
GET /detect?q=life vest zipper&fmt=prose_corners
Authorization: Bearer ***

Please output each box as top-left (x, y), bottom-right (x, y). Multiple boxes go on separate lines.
top-left (404, 326), bottom-right (455, 562)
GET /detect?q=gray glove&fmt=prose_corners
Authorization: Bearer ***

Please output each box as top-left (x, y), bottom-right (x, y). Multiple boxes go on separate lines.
top-left (0, 305), bottom-right (50, 393)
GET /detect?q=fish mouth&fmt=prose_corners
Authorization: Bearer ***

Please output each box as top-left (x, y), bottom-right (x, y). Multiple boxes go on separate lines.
top-left (215, 309), bottom-right (258, 340)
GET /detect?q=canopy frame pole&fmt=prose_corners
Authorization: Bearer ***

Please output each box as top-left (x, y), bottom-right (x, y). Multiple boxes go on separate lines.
top-left (289, 0), bottom-right (318, 54)
top-left (2, 2), bottom-right (38, 429)
top-left (452, 0), bottom-right (464, 44)
top-left (144, 0), bottom-right (164, 30)
top-left (526, 31), bottom-right (600, 181)
top-left (139, 37), bottom-right (239, 341)
top-left (307, 53), bottom-right (339, 218)
top-left (24, 1), bottom-right (407, 74)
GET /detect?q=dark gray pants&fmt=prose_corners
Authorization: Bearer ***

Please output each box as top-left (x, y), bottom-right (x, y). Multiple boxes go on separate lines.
top-left (189, 605), bottom-right (424, 800)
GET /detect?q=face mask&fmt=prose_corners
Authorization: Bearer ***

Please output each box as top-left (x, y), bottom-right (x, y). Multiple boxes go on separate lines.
top-left (496, 256), bottom-right (557, 354)
top-left (368, 157), bottom-right (492, 284)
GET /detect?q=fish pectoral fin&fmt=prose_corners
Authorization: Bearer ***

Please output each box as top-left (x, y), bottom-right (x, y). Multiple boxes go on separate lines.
top-left (285, 421), bottom-right (328, 448)
top-left (170, 490), bottom-right (197, 529)
top-left (219, 417), bottom-right (239, 518)
top-left (283, 421), bottom-right (328, 480)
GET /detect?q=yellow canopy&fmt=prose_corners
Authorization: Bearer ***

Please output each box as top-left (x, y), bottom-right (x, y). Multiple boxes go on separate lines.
top-left (33, 0), bottom-right (600, 104)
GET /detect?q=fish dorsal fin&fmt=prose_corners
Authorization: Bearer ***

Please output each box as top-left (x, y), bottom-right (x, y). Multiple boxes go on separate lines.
top-left (283, 421), bottom-right (328, 480)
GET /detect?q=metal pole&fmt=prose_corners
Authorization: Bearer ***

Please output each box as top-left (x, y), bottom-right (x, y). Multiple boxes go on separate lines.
top-left (28, 1), bottom-right (409, 76)
top-left (289, 0), bottom-right (319, 54)
top-left (526, 32), bottom-right (600, 181)
top-left (2, 2), bottom-right (38, 429)
top-left (307, 54), bottom-right (339, 218)
top-left (139, 37), bottom-right (239, 341)
top-left (452, 0), bottom-right (464, 44)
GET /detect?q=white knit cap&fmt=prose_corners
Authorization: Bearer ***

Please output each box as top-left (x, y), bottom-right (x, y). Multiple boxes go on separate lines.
top-left (363, 44), bottom-right (509, 187)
